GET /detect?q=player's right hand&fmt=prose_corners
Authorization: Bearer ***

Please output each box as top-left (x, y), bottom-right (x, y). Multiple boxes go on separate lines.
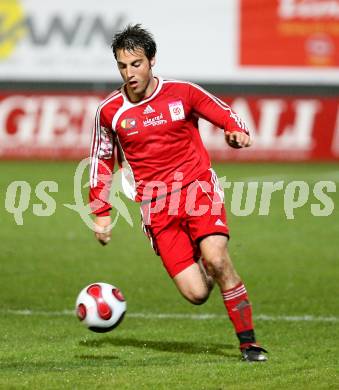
top-left (94, 215), bottom-right (112, 246)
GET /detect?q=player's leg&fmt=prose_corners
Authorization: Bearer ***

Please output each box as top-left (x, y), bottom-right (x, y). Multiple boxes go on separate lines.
top-left (156, 227), bottom-right (213, 305)
top-left (141, 201), bottom-right (213, 305)
top-left (172, 261), bottom-right (212, 305)
top-left (199, 235), bottom-right (240, 290)
top-left (185, 169), bottom-right (267, 361)
top-left (199, 234), bottom-right (267, 362)
top-left (197, 257), bottom-right (215, 291)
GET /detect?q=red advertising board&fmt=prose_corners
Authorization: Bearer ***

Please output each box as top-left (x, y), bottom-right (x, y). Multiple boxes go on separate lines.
top-left (0, 93), bottom-right (100, 160)
top-left (240, 0), bottom-right (339, 67)
top-left (201, 95), bottom-right (339, 161)
top-left (0, 92), bottom-right (338, 161)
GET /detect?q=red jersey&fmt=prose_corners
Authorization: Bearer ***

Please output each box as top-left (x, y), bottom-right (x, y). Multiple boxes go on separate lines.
top-left (89, 77), bottom-right (249, 214)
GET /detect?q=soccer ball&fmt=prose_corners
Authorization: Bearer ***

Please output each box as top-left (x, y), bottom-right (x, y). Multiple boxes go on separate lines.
top-left (75, 282), bottom-right (126, 333)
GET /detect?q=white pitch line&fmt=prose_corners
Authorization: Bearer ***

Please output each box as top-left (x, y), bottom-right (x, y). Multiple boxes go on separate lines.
top-left (2, 309), bottom-right (339, 323)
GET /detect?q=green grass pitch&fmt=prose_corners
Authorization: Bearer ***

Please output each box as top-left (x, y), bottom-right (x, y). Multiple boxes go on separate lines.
top-left (0, 161), bottom-right (338, 389)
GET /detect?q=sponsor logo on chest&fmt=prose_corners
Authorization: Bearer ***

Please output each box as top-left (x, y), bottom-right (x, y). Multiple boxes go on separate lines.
top-left (143, 113), bottom-right (167, 127)
top-left (168, 100), bottom-right (185, 121)
top-left (121, 118), bottom-right (137, 130)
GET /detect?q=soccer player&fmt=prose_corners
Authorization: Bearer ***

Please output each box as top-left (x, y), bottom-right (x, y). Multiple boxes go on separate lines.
top-left (89, 24), bottom-right (267, 362)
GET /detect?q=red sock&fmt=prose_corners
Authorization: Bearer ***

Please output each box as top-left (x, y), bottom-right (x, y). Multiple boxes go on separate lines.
top-left (222, 282), bottom-right (256, 348)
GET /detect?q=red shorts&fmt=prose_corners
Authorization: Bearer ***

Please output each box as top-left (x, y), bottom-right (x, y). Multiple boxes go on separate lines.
top-left (140, 169), bottom-right (229, 278)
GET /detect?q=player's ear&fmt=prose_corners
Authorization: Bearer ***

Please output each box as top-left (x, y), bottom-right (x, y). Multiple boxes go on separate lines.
top-left (150, 57), bottom-right (156, 67)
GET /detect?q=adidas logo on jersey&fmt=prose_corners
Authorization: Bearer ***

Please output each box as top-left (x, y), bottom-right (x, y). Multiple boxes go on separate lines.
top-left (143, 105), bottom-right (155, 115)
top-left (215, 219), bottom-right (226, 227)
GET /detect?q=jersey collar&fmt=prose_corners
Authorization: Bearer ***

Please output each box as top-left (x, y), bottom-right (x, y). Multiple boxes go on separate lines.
top-left (121, 76), bottom-right (163, 106)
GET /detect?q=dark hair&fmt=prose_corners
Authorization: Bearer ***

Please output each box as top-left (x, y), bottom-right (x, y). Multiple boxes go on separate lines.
top-left (111, 24), bottom-right (157, 60)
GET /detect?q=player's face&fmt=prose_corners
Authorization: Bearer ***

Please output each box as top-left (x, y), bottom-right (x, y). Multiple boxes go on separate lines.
top-left (116, 48), bottom-right (156, 102)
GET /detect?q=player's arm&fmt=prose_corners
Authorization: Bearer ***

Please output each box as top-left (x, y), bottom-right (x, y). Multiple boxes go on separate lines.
top-left (89, 108), bottom-right (115, 246)
top-left (94, 215), bottom-right (112, 246)
top-left (189, 83), bottom-right (251, 148)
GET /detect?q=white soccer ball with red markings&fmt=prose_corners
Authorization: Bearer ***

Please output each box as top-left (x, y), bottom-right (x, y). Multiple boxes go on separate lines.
top-left (75, 282), bottom-right (126, 332)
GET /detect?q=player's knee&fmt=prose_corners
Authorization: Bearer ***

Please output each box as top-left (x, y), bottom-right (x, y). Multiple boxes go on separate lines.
top-left (184, 288), bottom-right (210, 305)
top-left (205, 255), bottom-right (232, 279)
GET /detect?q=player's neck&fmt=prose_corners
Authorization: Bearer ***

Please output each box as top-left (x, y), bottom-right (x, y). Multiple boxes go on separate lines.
top-left (126, 76), bottom-right (158, 103)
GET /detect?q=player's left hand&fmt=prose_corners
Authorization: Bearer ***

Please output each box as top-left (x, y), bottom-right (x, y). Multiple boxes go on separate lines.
top-left (94, 215), bottom-right (112, 246)
top-left (225, 131), bottom-right (252, 149)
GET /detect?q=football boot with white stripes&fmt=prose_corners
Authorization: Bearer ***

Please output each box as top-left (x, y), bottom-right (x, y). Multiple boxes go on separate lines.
top-left (241, 345), bottom-right (268, 362)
